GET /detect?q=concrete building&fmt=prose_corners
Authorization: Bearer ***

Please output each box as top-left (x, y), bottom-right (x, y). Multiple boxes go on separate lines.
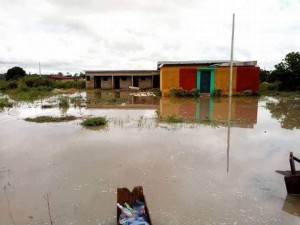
top-left (158, 60), bottom-right (260, 96)
top-left (85, 70), bottom-right (160, 90)
top-left (85, 60), bottom-right (260, 96)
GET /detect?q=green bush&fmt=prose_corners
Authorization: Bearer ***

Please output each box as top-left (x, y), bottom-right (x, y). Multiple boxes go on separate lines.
top-left (151, 88), bottom-right (162, 97)
top-left (259, 82), bottom-right (280, 93)
top-left (23, 76), bottom-right (54, 88)
top-left (170, 88), bottom-right (188, 97)
top-left (81, 117), bottom-right (108, 126)
top-left (54, 81), bottom-right (82, 89)
top-left (6, 81), bottom-right (18, 89)
top-left (0, 80), bottom-right (8, 90)
top-left (58, 96), bottom-right (70, 108)
top-left (165, 115), bottom-right (184, 123)
top-left (0, 97), bottom-right (13, 110)
top-left (170, 88), bottom-right (201, 97)
top-left (189, 88), bottom-right (201, 97)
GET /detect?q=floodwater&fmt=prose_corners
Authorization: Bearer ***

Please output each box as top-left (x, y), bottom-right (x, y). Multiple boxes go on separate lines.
top-left (0, 91), bottom-right (300, 225)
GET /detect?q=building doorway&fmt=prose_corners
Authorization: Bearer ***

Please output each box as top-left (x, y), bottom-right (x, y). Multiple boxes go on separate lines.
top-left (197, 69), bottom-right (215, 94)
top-left (133, 77), bottom-right (139, 87)
top-left (200, 71), bottom-right (211, 93)
top-left (153, 75), bottom-right (160, 88)
top-left (94, 76), bottom-right (101, 89)
top-left (114, 77), bottom-right (120, 89)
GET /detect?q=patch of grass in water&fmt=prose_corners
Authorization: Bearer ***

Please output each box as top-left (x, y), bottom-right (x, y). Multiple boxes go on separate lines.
top-left (58, 96), bottom-right (70, 108)
top-left (163, 115), bottom-right (184, 123)
top-left (0, 97), bottom-right (13, 110)
top-left (106, 98), bottom-right (127, 104)
top-left (25, 116), bottom-right (77, 123)
top-left (81, 117), bottom-right (108, 126)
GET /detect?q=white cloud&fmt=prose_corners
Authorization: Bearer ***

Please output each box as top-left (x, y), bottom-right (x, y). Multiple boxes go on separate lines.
top-left (0, 0), bottom-right (300, 74)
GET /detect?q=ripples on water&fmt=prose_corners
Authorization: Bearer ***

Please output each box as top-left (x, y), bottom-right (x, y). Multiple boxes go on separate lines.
top-left (0, 91), bottom-right (299, 224)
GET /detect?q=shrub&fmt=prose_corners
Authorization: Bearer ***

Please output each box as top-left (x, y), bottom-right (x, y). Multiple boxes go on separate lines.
top-left (6, 81), bottom-right (18, 89)
top-left (151, 88), bottom-right (162, 97)
top-left (170, 88), bottom-right (188, 97)
top-left (58, 96), bottom-right (70, 108)
top-left (189, 88), bottom-right (201, 97)
top-left (170, 88), bottom-right (201, 97)
top-left (0, 97), bottom-right (13, 110)
top-left (164, 115), bottom-right (184, 123)
top-left (0, 80), bottom-right (8, 90)
top-left (81, 117), bottom-right (108, 126)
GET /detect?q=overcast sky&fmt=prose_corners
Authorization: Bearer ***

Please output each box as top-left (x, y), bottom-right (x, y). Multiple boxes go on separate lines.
top-left (0, 0), bottom-right (299, 74)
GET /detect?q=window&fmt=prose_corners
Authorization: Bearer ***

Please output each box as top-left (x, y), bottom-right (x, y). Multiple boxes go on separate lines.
top-left (86, 75), bottom-right (90, 81)
top-left (103, 77), bottom-right (108, 81)
top-left (122, 76), bottom-right (127, 81)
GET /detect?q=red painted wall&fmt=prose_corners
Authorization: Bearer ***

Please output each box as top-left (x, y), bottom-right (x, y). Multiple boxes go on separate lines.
top-left (236, 66), bottom-right (260, 92)
top-left (179, 68), bottom-right (197, 91)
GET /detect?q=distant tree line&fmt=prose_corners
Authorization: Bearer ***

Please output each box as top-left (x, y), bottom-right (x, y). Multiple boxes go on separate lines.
top-left (260, 52), bottom-right (300, 91)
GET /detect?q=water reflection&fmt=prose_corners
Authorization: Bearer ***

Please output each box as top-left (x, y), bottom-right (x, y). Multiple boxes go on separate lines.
top-left (1, 92), bottom-right (300, 224)
top-left (266, 98), bottom-right (300, 130)
top-left (282, 195), bottom-right (300, 217)
top-left (159, 97), bottom-right (259, 128)
top-left (86, 90), bottom-right (159, 109)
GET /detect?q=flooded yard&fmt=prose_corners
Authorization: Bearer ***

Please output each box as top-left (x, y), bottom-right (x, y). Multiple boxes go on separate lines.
top-left (0, 91), bottom-right (300, 225)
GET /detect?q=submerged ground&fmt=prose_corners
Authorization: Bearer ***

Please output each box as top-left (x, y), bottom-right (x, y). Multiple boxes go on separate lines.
top-left (0, 91), bottom-right (300, 225)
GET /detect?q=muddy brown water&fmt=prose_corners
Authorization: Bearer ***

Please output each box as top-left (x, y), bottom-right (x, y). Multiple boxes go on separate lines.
top-left (0, 91), bottom-right (300, 224)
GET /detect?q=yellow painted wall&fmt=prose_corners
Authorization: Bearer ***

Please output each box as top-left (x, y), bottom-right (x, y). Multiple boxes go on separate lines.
top-left (160, 67), bottom-right (180, 96)
top-left (160, 65), bottom-right (206, 96)
top-left (214, 67), bottom-right (237, 95)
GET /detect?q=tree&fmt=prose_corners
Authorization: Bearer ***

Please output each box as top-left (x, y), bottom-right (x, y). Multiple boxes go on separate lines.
top-left (6, 66), bottom-right (26, 80)
top-left (272, 52), bottom-right (300, 90)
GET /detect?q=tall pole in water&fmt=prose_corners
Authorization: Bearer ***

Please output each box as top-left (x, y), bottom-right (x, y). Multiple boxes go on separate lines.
top-left (227, 13), bottom-right (235, 173)
top-left (39, 62), bottom-right (41, 77)
top-left (229, 13), bottom-right (235, 97)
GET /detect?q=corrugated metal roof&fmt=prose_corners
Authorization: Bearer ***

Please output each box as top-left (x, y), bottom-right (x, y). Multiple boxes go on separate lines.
top-left (85, 70), bottom-right (159, 73)
top-left (157, 60), bottom-right (257, 68)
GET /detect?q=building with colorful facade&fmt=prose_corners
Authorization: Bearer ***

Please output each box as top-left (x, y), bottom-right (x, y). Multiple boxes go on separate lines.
top-left (85, 60), bottom-right (260, 96)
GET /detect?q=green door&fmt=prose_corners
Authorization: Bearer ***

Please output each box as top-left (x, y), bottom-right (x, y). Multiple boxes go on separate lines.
top-left (197, 69), bottom-right (215, 94)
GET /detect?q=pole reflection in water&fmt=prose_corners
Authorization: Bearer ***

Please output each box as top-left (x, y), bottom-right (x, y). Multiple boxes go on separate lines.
top-left (227, 96), bottom-right (232, 173)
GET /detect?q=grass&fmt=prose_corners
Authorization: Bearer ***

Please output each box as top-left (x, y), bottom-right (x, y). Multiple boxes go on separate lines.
top-left (81, 117), bottom-right (108, 126)
top-left (106, 98), bottom-right (127, 104)
top-left (58, 96), bottom-right (70, 108)
top-left (25, 116), bottom-right (77, 123)
top-left (0, 97), bottom-right (13, 110)
top-left (3, 87), bottom-right (53, 102)
top-left (162, 115), bottom-right (184, 123)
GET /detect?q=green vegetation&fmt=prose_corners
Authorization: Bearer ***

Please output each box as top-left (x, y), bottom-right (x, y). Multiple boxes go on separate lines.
top-left (0, 75), bottom-right (85, 102)
top-left (5, 66), bottom-right (26, 80)
top-left (81, 117), bottom-right (108, 126)
top-left (58, 96), bottom-right (70, 108)
top-left (0, 97), bottom-right (13, 111)
top-left (170, 88), bottom-right (201, 97)
top-left (70, 96), bottom-right (85, 108)
top-left (161, 115), bottom-right (184, 123)
top-left (151, 88), bottom-right (162, 97)
top-left (266, 98), bottom-right (300, 130)
top-left (25, 116), bottom-right (77, 123)
top-left (106, 98), bottom-right (127, 104)
top-left (260, 52), bottom-right (300, 91)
